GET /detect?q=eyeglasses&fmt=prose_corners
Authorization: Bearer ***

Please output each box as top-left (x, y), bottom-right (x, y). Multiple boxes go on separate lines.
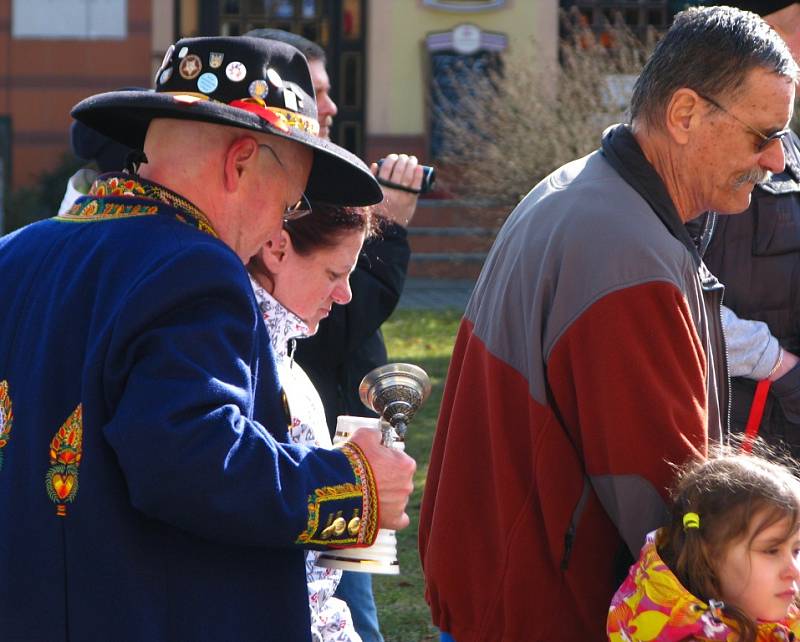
top-left (282, 191), bottom-right (312, 221)
top-left (696, 92), bottom-right (791, 153)
top-left (258, 143), bottom-right (313, 220)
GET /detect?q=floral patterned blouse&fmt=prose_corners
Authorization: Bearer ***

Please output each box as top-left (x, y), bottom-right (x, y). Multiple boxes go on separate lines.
top-left (250, 275), bottom-right (361, 642)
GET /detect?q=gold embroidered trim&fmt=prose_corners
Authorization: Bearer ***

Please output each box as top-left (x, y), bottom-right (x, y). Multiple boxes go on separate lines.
top-left (56, 175), bottom-right (218, 238)
top-left (45, 404), bottom-right (83, 517)
top-left (338, 441), bottom-right (379, 546)
top-left (60, 200), bottom-right (159, 221)
top-left (296, 481), bottom-right (363, 546)
top-left (265, 105), bottom-right (319, 136)
top-left (294, 441), bottom-right (379, 546)
top-left (0, 380), bottom-right (13, 472)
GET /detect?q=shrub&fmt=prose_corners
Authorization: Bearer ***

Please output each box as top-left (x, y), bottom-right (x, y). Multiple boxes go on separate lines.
top-left (432, 9), bottom-right (658, 205)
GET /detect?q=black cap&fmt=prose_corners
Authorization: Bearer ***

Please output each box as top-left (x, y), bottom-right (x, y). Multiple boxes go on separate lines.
top-left (70, 120), bottom-right (134, 173)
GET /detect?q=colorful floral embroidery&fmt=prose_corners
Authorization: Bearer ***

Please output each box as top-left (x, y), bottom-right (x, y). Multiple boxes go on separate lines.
top-left (61, 200), bottom-right (159, 221)
top-left (0, 380), bottom-right (12, 471)
top-left (55, 173), bottom-right (218, 238)
top-left (45, 404), bottom-right (83, 517)
top-left (93, 175), bottom-right (146, 198)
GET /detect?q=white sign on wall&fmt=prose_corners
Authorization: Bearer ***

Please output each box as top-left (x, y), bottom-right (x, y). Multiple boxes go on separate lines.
top-left (426, 23), bottom-right (508, 54)
top-left (422, 0), bottom-right (507, 12)
top-left (12, 0), bottom-right (127, 39)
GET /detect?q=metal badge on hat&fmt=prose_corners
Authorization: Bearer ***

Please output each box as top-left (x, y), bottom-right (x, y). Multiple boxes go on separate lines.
top-left (283, 88), bottom-right (299, 112)
top-left (179, 54), bottom-right (202, 80)
top-left (154, 44), bottom-right (174, 85)
top-left (226, 61), bottom-right (247, 82)
top-left (159, 67), bottom-right (173, 85)
top-left (209, 52), bottom-right (224, 69)
top-left (267, 68), bottom-right (283, 88)
top-left (249, 79), bottom-right (269, 102)
top-left (197, 72), bottom-right (218, 95)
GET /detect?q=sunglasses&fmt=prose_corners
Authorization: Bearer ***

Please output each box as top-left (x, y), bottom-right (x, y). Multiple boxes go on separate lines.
top-left (696, 92), bottom-right (791, 153)
top-left (258, 143), bottom-right (312, 220)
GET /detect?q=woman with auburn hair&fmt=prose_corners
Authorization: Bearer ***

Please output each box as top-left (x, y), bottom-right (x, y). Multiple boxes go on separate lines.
top-left (248, 203), bottom-right (377, 642)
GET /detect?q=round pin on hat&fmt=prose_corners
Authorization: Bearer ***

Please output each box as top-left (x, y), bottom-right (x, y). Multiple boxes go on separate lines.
top-left (197, 72), bottom-right (218, 94)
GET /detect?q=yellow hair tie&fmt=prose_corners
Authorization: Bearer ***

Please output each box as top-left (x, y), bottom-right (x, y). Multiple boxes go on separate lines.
top-left (683, 512), bottom-right (700, 530)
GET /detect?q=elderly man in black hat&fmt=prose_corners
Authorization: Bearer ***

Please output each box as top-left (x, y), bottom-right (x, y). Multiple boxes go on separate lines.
top-left (0, 36), bottom-right (415, 641)
top-left (691, 1), bottom-right (800, 458)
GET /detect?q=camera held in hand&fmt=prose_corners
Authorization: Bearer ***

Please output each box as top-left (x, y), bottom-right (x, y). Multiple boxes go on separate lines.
top-left (376, 158), bottom-right (436, 195)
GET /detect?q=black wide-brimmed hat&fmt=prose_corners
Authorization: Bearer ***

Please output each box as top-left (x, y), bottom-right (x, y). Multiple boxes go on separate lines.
top-left (71, 36), bottom-right (382, 206)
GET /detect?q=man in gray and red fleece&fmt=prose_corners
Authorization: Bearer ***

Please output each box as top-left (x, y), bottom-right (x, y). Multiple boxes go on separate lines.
top-left (420, 6), bottom-right (798, 641)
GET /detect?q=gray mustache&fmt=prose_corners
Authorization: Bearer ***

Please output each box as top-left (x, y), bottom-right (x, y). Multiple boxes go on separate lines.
top-left (733, 167), bottom-right (772, 188)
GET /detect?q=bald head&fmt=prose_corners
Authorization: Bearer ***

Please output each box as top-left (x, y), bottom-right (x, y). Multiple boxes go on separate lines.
top-left (139, 118), bottom-right (313, 262)
top-left (142, 120), bottom-right (236, 186)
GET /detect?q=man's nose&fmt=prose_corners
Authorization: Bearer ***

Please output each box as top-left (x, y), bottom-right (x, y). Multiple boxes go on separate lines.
top-left (760, 138), bottom-right (786, 174)
top-left (321, 93), bottom-right (338, 118)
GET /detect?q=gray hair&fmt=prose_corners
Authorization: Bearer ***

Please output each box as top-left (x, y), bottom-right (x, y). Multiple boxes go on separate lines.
top-left (244, 28), bottom-right (326, 63)
top-left (630, 6), bottom-right (798, 129)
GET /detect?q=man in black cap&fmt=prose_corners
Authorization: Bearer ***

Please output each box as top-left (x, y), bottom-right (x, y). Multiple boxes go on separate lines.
top-left (0, 36), bottom-right (415, 641)
top-left (245, 28), bottom-right (423, 642)
top-left (693, 1), bottom-right (800, 456)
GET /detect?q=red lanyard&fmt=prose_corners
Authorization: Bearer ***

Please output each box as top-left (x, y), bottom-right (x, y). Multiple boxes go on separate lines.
top-left (741, 379), bottom-right (772, 453)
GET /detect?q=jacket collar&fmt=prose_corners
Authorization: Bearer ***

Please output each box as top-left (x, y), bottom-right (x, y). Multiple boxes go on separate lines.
top-left (601, 124), bottom-right (703, 267)
top-left (248, 274), bottom-right (310, 359)
top-left (56, 172), bottom-right (218, 239)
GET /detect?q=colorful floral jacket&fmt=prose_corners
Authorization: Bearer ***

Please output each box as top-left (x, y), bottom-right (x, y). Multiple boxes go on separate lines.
top-left (608, 531), bottom-right (800, 641)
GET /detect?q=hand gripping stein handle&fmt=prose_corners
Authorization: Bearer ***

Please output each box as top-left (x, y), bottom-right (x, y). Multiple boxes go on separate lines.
top-left (316, 363), bottom-right (431, 574)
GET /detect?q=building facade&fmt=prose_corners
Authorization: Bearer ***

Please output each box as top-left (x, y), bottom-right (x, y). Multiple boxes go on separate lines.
top-left (0, 0), bottom-right (677, 235)
top-left (166, 1), bottom-right (558, 166)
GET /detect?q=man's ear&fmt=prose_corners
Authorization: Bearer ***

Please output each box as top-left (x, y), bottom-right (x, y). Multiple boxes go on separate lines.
top-left (223, 136), bottom-right (259, 192)
top-left (260, 229), bottom-right (291, 274)
top-left (664, 88), bottom-right (702, 146)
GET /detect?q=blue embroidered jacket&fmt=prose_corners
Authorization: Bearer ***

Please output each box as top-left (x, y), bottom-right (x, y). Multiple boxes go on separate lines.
top-left (0, 175), bottom-right (378, 641)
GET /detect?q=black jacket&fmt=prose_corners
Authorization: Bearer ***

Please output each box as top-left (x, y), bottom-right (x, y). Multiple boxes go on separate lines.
top-left (294, 222), bottom-right (410, 436)
top-left (701, 131), bottom-right (800, 456)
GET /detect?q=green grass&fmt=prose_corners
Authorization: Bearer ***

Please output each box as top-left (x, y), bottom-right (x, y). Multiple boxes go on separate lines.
top-left (372, 308), bottom-right (462, 642)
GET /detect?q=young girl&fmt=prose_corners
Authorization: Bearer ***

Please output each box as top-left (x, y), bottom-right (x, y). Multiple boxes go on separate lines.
top-left (608, 450), bottom-right (800, 642)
